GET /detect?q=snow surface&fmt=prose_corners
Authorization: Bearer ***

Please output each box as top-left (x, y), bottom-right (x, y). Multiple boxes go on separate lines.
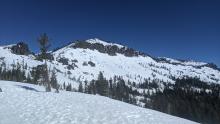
top-left (53, 42), bottom-right (220, 84)
top-left (86, 38), bottom-right (124, 48)
top-left (158, 57), bottom-right (207, 66)
top-left (0, 80), bottom-right (198, 124)
top-left (0, 38), bottom-right (220, 89)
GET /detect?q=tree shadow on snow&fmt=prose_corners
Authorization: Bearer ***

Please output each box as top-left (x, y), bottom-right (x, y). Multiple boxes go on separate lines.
top-left (15, 85), bottom-right (41, 92)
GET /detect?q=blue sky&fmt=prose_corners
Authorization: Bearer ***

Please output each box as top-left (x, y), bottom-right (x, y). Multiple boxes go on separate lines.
top-left (0, 0), bottom-right (219, 66)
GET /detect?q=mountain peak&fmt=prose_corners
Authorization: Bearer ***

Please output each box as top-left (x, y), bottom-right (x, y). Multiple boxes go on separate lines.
top-left (0, 44), bottom-right (17, 49)
top-left (85, 38), bottom-right (124, 48)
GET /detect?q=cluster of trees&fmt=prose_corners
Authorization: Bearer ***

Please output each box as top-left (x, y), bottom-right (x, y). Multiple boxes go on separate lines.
top-left (0, 60), bottom-right (59, 93)
top-left (1, 34), bottom-right (220, 123)
top-left (0, 33), bottom-right (59, 93)
top-left (147, 78), bottom-right (220, 124)
top-left (77, 72), bottom-right (139, 105)
top-left (76, 74), bottom-right (220, 124)
top-left (30, 64), bottom-right (59, 92)
top-left (32, 33), bottom-right (58, 92)
top-left (0, 62), bottom-right (26, 82)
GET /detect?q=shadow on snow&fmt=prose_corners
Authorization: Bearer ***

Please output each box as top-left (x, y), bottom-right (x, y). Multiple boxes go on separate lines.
top-left (15, 85), bottom-right (41, 92)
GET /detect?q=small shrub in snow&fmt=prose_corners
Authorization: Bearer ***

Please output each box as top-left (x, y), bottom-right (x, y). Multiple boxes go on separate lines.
top-left (88, 61), bottom-right (95, 67)
top-left (82, 62), bottom-right (88, 66)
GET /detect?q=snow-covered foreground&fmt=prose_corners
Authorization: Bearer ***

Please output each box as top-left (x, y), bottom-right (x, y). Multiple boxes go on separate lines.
top-left (0, 80), bottom-right (198, 124)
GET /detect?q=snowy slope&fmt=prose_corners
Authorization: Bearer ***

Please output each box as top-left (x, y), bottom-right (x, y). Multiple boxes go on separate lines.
top-left (86, 38), bottom-right (124, 48)
top-left (0, 80), bottom-right (198, 124)
top-left (0, 45), bottom-right (79, 88)
top-left (0, 38), bottom-right (220, 89)
top-left (53, 38), bottom-right (220, 84)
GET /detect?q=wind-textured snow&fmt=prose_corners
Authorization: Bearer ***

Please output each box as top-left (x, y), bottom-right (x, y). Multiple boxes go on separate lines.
top-left (0, 80), bottom-right (198, 124)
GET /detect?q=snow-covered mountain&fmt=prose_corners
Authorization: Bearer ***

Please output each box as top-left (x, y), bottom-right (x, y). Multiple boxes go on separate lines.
top-left (0, 80), bottom-right (198, 124)
top-left (55, 38), bottom-right (220, 84)
top-left (0, 38), bottom-right (219, 87)
top-left (1, 38), bottom-right (220, 123)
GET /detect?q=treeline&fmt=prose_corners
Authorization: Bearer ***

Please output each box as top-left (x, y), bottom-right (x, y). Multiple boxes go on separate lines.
top-left (0, 33), bottom-right (59, 92)
top-left (148, 78), bottom-right (220, 124)
top-left (77, 72), bottom-right (139, 105)
top-left (0, 62), bottom-right (26, 82)
top-left (1, 60), bottom-right (220, 123)
top-left (0, 61), bottom-right (59, 93)
top-left (75, 73), bottom-right (220, 124)
top-left (1, 33), bottom-right (220, 123)
top-left (30, 64), bottom-right (59, 92)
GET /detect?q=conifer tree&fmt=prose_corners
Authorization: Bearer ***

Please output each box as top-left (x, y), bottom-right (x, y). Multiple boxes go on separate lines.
top-left (43, 63), bottom-right (51, 92)
top-left (38, 33), bottom-right (50, 60)
top-left (96, 72), bottom-right (108, 96)
top-left (26, 73), bottom-right (32, 83)
top-left (55, 85), bottom-right (59, 93)
top-left (37, 33), bottom-right (51, 92)
top-left (78, 82), bottom-right (83, 92)
top-left (63, 82), bottom-right (66, 90)
top-left (50, 69), bottom-right (58, 88)
top-left (66, 83), bottom-right (72, 91)
top-left (50, 68), bottom-right (59, 93)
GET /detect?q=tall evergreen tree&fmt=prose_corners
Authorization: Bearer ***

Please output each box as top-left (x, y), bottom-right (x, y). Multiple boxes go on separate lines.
top-left (66, 83), bottom-right (72, 91)
top-left (95, 72), bottom-right (108, 96)
top-left (26, 73), bottom-right (32, 83)
top-left (50, 69), bottom-right (58, 88)
top-left (50, 68), bottom-right (59, 93)
top-left (78, 82), bottom-right (83, 92)
top-left (43, 63), bottom-right (51, 92)
top-left (38, 33), bottom-right (50, 60)
top-left (63, 82), bottom-right (66, 90)
top-left (37, 33), bottom-right (51, 92)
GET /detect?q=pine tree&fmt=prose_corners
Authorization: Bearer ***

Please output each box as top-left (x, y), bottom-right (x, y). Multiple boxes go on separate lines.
top-left (50, 68), bottom-right (59, 93)
top-left (66, 83), bottom-right (72, 91)
top-left (63, 82), bottom-right (66, 90)
top-left (44, 63), bottom-right (51, 92)
top-left (90, 80), bottom-right (96, 94)
top-left (96, 72), bottom-right (108, 96)
top-left (30, 66), bottom-right (40, 84)
top-left (26, 73), bottom-right (32, 83)
top-left (37, 33), bottom-right (51, 92)
top-left (84, 80), bottom-right (89, 93)
top-left (0, 67), bottom-right (2, 80)
top-left (38, 33), bottom-right (50, 60)
top-left (108, 78), bottom-right (113, 98)
top-left (50, 69), bottom-right (58, 88)
top-left (78, 82), bottom-right (83, 92)
top-left (55, 85), bottom-right (59, 93)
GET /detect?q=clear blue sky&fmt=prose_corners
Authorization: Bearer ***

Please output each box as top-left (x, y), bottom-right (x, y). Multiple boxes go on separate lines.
top-left (0, 0), bottom-right (219, 66)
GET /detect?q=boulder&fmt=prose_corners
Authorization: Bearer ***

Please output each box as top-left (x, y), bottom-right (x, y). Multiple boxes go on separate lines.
top-left (11, 42), bottom-right (30, 55)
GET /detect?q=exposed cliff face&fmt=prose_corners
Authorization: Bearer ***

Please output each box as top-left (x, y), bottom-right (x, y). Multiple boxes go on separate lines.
top-left (11, 42), bottom-right (31, 55)
top-left (71, 39), bottom-right (144, 57)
